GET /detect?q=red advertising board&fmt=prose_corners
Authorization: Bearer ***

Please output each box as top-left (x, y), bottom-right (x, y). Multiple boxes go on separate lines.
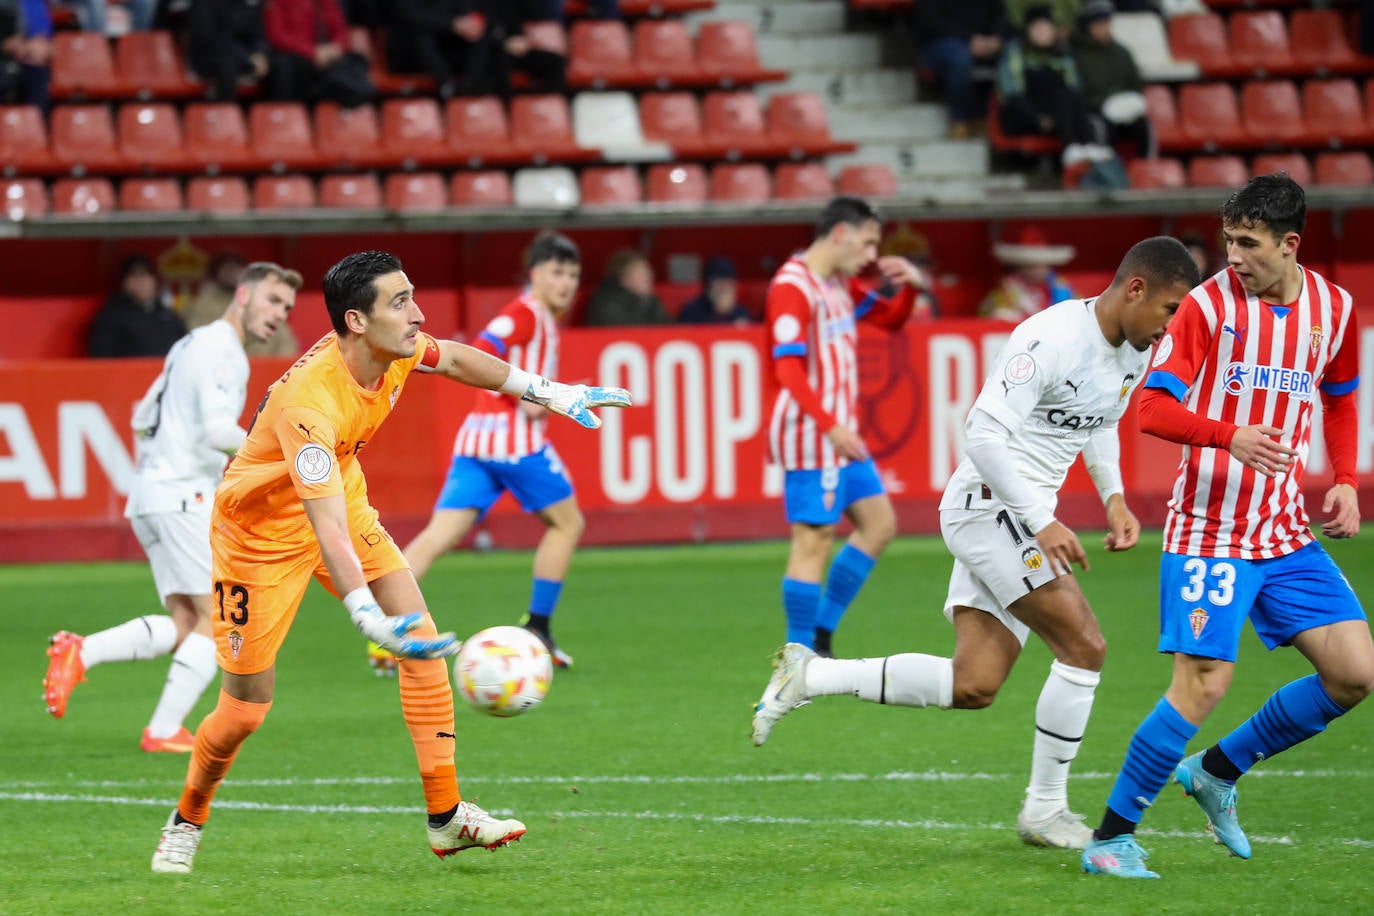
top-left (4, 322), bottom-right (1373, 562)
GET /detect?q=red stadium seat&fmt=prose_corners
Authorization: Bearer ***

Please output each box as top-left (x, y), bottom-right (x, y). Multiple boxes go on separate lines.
top-left (709, 162), bottom-right (771, 203)
top-left (568, 20), bottom-right (637, 88)
top-left (639, 92), bottom-right (713, 157)
top-left (319, 173), bottom-right (383, 209)
top-left (0, 106), bottom-right (55, 174)
top-left (1178, 83), bottom-right (1250, 151)
top-left (645, 162), bottom-right (707, 204)
top-left (1167, 14), bottom-right (1240, 79)
top-left (115, 31), bottom-right (198, 100)
top-left (380, 97), bottom-right (447, 168)
top-left (836, 163), bottom-right (898, 197)
top-left (50, 105), bottom-right (127, 174)
top-left (1, 178), bottom-right (48, 218)
top-left (1239, 80), bottom-right (1306, 147)
top-left (1229, 11), bottom-right (1298, 77)
top-left (118, 103), bottom-right (190, 171)
top-left (579, 165), bottom-right (642, 207)
top-left (510, 95), bottom-right (594, 163)
top-left (183, 102), bottom-right (262, 172)
top-left (249, 102), bottom-right (318, 171)
top-left (51, 177), bottom-right (116, 215)
top-left (1302, 80), bottom-right (1370, 147)
top-left (1289, 9), bottom-right (1362, 75)
top-left (633, 19), bottom-right (702, 87)
top-left (51, 32), bottom-right (120, 101)
top-left (119, 177), bottom-right (185, 212)
top-left (696, 20), bottom-right (786, 86)
top-left (450, 171), bottom-right (513, 207)
top-left (1315, 151), bottom-right (1374, 186)
top-left (1126, 157), bottom-right (1186, 189)
top-left (186, 175), bottom-right (250, 212)
top-left (252, 174), bottom-right (317, 210)
top-left (1252, 152), bottom-right (1312, 185)
top-left (766, 92), bottom-right (855, 156)
top-left (1145, 85), bottom-right (1185, 151)
top-left (1187, 155), bottom-right (1248, 188)
top-left (702, 91), bottom-right (772, 156)
top-left (773, 162), bottom-right (835, 200)
top-left (314, 102), bottom-right (382, 170)
top-left (384, 172), bottom-right (448, 212)
top-left (446, 96), bottom-right (515, 164)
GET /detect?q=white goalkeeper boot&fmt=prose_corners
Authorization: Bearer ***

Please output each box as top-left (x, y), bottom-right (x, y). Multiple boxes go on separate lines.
top-left (428, 801), bottom-right (527, 856)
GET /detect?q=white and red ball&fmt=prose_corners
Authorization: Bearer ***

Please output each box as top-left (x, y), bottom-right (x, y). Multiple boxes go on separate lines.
top-left (453, 626), bottom-right (552, 717)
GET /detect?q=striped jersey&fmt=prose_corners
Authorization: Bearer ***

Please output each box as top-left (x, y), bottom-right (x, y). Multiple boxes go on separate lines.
top-left (453, 293), bottom-right (559, 460)
top-left (1146, 266), bottom-right (1361, 559)
top-left (765, 255), bottom-right (913, 470)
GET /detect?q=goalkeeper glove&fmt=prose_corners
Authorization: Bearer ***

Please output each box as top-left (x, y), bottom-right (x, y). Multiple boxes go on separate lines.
top-left (503, 369), bottom-right (632, 430)
top-left (344, 588), bottom-right (458, 659)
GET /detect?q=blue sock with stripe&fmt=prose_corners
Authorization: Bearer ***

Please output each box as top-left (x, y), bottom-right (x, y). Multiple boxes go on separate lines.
top-left (781, 578), bottom-right (821, 648)
top-left (816, 545), bottom-right (877, 635)
top-left (528, 578), bottom-right (563, 619)
top-left (1217, 674), bottom-right (1347, 776)
top-left (1104, 697), bottom-right (1198, 829)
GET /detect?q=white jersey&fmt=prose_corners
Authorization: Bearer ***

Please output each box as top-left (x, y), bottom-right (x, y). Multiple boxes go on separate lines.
top-left (125, 320), bottom-right (248, 517)
top-left (939, 298), bottom-right (1149, 519)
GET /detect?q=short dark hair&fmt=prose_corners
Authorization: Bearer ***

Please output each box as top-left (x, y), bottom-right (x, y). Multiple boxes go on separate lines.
top-left (528, 231), bottom-right (580, 268)
top-left (323, 250), bottom-right (403, 335)
top-left (816, 196), bottom-right (880, 238)
top-left (239, 261), bottom-right (303, 292)
top-left (1220, 173), bottom-right (1306, 239)
top-left (1114, 236), bottom-right (1201, 292)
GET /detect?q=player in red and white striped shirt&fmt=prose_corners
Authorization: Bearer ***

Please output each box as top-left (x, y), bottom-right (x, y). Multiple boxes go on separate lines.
top-left (764, 196), bottom-right (925, 655)
top-left (403, 232), bottom-right (584, 668)
top-left (1085, 175), bottom-right (1372, 879)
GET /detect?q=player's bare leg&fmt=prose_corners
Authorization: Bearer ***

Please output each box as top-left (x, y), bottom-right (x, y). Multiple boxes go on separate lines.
top-left (403, 508), bottom-right (479, 582)
top-left (526, 496), bottom-right (584, 668)
top-left (811, 494), bottom-right (897, 655)
top-left (142, 593), bottom-right (217, 753)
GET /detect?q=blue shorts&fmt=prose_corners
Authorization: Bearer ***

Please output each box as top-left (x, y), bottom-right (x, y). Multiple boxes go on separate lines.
top-left (1158, 541), bottom-right (1366, 662)
top-left (783, 459), bottom-right (886, 526)
top-left (434, 444), bottom-right (574, 520)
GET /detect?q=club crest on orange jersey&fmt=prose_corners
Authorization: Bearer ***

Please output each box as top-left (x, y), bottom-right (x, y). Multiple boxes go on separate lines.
top-left (228, 629), bottom-right (244, 660)
top-left (1189, 608), bottom-right (1208, 639)
top-left (1310, 325), bottom-right (1323, 359)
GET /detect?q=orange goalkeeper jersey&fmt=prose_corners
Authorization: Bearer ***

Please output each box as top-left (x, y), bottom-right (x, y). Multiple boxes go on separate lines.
top-left (215, 330), bottom-right (442, 543)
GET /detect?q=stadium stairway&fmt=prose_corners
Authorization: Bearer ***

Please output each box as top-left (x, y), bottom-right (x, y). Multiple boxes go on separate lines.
top-left (687, 0), bottom-right (1025, 200)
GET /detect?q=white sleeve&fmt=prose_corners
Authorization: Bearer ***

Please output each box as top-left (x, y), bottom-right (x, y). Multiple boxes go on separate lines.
top-left (964, 408), bottom-right (1057, 535)
top-left (196, 344), bottom-right (249, 456)
top-left (1082, 423), bottom-right (1124, 505)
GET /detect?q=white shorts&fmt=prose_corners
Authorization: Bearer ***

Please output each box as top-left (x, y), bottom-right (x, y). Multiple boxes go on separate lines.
top-left (939, 504), bottom-right (1059, 646)
top-left (130, 504), bottom-right (213, 602)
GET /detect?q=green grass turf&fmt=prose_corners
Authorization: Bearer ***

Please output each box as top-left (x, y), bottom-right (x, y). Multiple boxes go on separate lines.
top-left (3, 532), bottom-right (1372, 915)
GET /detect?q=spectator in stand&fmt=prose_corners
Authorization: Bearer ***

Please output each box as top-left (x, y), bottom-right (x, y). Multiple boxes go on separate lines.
top-left (978, 226), bottom-right (1076, 323)
top-left (184, 251), bottom-right (300, 357)
top-left (584, 250), bottom-right (671, 327)
top-left (386, 0), bottom-right (483, 99)
top-left (474, 0), bottom-right (565, 96)
top-left (678, 256), bottom-right (752, 326)
top-left (264, 0), bottom-right (373, 106)
top-left (0, 0), bottom-right (51, 113)
top-left (1004, 0), bottom-right (1079, 41)
top-left (89, 255), bottom-right (187, 359)
top-left (1071, 0), bottom-right (1154, 160)
top-left (187, 0), bottom-right (268, 102)
top-left (62, 0), bottom-right (156, 34)
top-left (881, 224), bottom-right (941, 320)
top-left (912, 0), bottom-right (1006, 140)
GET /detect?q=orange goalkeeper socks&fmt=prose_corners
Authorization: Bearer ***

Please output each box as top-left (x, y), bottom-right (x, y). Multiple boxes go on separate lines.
top-left (398, 613), bottom-right (461, 815)
top-left (177, 689), bottom-right (271, 825)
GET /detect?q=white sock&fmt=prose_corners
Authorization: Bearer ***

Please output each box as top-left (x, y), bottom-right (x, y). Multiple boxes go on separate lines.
top-left (805, 654), bottom-right (953, 708)
top-left (1024, 660), bottom-right (1100, 819)
top-left (146, 632), bottom-right (218, 739)
top-left (80, 615), bottom-right (177, 668)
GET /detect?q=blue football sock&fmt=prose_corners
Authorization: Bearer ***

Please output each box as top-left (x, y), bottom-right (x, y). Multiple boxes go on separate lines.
top-left (816, 544), bottom-right (876, 634)
top-left (528, 578), bottom-right (563, 619)
top-left (781, 578), bottom-right (821, 648)
top-left (1217, 674), bottom-right (1348, 776)
top-left (1105, 697), bottom-right (1199, 826)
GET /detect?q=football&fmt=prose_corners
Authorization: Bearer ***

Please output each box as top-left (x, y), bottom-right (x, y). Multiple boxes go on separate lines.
top-left (453, 626), bottom-right (553, 717)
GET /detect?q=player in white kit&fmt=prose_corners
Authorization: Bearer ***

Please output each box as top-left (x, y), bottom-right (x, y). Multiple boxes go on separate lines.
top-left (43, 262), bottom-right (300, 751)
top-left (752, 237), bottom-right (1201, 848)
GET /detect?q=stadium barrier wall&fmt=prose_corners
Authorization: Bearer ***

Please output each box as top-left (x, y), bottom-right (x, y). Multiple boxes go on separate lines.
top-left (3, 321), bottom-right (1373, 563)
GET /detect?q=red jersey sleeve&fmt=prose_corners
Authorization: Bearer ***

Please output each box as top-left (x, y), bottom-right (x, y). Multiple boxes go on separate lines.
top-left (847, 277), bottom-right (916, 331)
top-left (474, 301), bottom-right (536, 359)
top-left (1321, 304), bottom-right (1360, 486)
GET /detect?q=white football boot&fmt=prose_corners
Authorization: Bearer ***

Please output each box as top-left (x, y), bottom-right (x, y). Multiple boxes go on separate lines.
top-left (751, 642), bottom-right (814, 746)
top-left (1017, 803), bottom-right (1094, 849)
top-left (428, 801), bottom-right (527, 857)
top-left (151, 810), bottom-right (202, 874)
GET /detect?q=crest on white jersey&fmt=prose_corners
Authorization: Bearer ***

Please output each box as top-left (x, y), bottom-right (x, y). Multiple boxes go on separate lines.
top-left (295, 444), bottom-right (333, 483)
top-left (1003, 353), bottom-right (1036, 386)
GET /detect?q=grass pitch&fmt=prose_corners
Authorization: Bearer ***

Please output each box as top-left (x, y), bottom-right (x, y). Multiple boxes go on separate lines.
top-left (3, 532), bottom-right (1371, 914)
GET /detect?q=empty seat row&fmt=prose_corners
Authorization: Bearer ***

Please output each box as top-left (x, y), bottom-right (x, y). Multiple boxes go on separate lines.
top-left (1126, 151), bottom-right (1374, 189)
top-left (0, 90), bottom-right (851, 178)
top-left (1167, 9), bottom-right (1373, 79)
top-left (0, 162), bottom-right (898, 219)
top-left (566, 18), bottom-right (785, 89)
top-left (1146, 79), bottom-right (1374, 153)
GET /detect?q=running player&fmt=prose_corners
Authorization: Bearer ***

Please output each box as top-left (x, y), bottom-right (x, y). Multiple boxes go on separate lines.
top-left (766, 196), bottom-right (925, 657)
top-left (43, 262), bottom-right (300, 751)
top-left (754, 237), bottom-right (1201, 850)
top-left (149, 250), bottom-right (630, 874)
top-left (1083, 174), bottom-right (1371, 878)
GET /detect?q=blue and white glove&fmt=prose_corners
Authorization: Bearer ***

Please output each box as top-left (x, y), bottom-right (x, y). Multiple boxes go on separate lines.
top-left (522, 376), bottom-right (633, 430)
top-left (344, 588), bottom-right (458, 659)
